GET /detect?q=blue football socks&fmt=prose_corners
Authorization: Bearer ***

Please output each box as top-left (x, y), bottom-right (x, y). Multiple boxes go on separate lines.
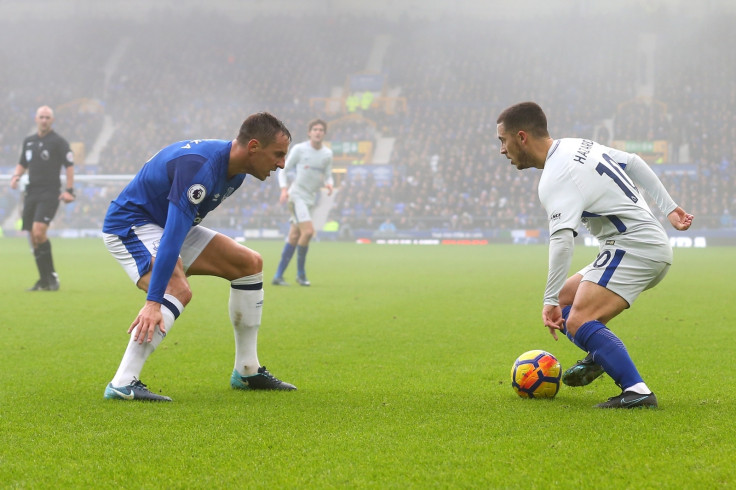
top-left (573, 320), bottom-right (643, 389)
top-left (296, 245), bottom-right (309, 279)
top-left (275, 242), bottom-right (296, 279)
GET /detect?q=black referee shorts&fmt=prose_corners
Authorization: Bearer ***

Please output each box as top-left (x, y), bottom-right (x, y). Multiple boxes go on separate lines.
top-left (22, 189), bottom-right (61, 230)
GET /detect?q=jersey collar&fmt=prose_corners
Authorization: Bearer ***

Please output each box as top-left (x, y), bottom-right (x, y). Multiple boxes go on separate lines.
top-left (546, 139), bottom-right (560, 161)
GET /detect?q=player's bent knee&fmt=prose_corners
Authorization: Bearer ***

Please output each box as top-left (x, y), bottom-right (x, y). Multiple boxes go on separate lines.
top-left (565, 323), bottom-right (581, 337)
top-left (250, 251), bottom-right (263, 274)
top-left (167, 282), bottom-right (193, 306)
top-left (31, 231), bottom-right (47, 245)
top-left (235, 247), bottom-right (263, 276)
top-left (564, 313), bottom-right (586, 336)
top-left (288, 229), bottom-right (301, 243)
top-left (161, 273), bottom-right (193, 306)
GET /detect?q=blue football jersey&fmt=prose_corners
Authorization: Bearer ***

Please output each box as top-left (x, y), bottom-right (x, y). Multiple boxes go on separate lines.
top-left (103, 139), bottom-right (245, 303)
top-left (104, 139), bottom-right (243, 234)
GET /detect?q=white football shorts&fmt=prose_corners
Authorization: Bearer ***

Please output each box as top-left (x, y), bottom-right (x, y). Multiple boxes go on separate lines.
top-left (103, 224), bottom-right (217, 284)
top-left (577, 246), bottom-right (670, 307)
top-left (288, 196), bottom-right (313, 224)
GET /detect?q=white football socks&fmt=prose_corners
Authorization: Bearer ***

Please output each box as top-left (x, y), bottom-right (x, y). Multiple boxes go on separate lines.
top-left (230, 273), bottom-right (264, 377)
top-left (625, 382), bottom-right (651, 395)
top-left (111, 294), bottom-right (183, 387)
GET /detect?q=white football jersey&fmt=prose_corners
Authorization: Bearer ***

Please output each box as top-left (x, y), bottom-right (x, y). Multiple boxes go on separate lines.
top-left (539, 138), bottom-right (672, 263)
top-left (278, 140), bottom-right (334, 206)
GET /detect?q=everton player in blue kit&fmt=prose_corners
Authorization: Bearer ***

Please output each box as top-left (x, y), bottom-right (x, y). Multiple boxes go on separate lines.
top-left (102, 112), bottom-right (296, 401)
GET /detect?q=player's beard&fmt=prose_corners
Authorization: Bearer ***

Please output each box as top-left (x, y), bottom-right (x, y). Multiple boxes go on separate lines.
top-left (513, 147), bottom-right (534, 170)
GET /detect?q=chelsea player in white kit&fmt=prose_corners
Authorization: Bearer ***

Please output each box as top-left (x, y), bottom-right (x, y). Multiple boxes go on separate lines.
top-left (102, 113), bottom-right (297, 401)
top-left (497, 102), bottom-right (693, 408)
top-left (272, 119), bottom-right (333, 286)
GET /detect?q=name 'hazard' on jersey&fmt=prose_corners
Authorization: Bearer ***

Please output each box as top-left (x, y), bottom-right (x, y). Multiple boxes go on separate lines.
top-left (103, 139), bottom-right (244, 235)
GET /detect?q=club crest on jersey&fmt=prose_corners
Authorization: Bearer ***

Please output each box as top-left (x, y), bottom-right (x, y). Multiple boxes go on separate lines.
top-left (187, 184), bottom-right (207, 204)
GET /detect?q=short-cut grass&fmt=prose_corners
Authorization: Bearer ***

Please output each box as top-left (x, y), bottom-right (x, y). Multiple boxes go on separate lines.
top-left (1, 237), bottom-right (734, 488)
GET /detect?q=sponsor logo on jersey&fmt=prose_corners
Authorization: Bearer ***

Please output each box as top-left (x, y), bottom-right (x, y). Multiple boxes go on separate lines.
top-left (550, 212), bottom-right (561, 221)
top-left (187, 184), bottom-right (207, 204)
top-left (25, 149), bottom-right (32, 161)
top-left (66, 151), bottom-right (74, 163)
top-left (41, 149), bottom-right (50, 161)
top-left (605, 240), bottom-right (616, 246)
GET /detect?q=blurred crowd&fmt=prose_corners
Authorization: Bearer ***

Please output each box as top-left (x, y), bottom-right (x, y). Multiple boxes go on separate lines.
top-left (1, 9), bottom-right (734, 234)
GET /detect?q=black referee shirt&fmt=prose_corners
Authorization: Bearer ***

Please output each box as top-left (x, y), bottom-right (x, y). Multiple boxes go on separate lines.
top-left (19, 130), bottom-right (74, 192)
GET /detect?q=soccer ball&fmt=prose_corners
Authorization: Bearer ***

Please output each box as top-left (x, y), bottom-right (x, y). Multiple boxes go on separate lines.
top-left (510, 350), bottom-right (561, 399)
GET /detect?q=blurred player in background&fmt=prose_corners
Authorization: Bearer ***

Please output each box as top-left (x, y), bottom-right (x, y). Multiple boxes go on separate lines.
top-left (497, 101), bottom-right (693, 409)
top-left (10, 105), bottom-right (75, 291)
top-left (102, 112), bottom-right (297, 402)
top-left (272, 118), bottom-right (334, 286)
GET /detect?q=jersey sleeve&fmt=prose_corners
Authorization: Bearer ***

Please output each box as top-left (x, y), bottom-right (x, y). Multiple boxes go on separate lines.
top-left (543, 228), bottom-right (575, 305)
top-left (18, 138), bottom-right (29, 168)
top-left (540, 166), bottom-right (585, 236)
top-left (60, 137), bottom-right (74, 168)
top-left (146, 156), bottom-right (213, 302)
top-left (324, 150), bottom-right (334, 187)
top-left (146, 201), bottom-right (192, 303)
top-left (167, 155), bottom-right (210, 221)
top-left (621, 152), bottom-right (678, 216)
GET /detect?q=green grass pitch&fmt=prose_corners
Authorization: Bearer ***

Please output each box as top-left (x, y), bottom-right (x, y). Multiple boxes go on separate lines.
top-left (1, 237), bottom-right (734, 488)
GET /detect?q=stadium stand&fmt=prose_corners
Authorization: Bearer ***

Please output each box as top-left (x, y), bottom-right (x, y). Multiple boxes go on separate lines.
top-left (1, 7), bottom-right (734, 239)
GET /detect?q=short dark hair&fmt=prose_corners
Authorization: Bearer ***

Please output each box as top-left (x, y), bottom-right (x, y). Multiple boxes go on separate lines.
top-left (308, 118), bottom-right (327, 133)
top-left (496, 102), bottom-right (549, 138)
top-left (237, 112), bottom-right (292, 147)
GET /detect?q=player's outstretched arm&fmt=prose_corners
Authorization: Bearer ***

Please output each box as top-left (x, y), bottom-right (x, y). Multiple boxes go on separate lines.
top-left (667, 206), bottom-right (694, 231)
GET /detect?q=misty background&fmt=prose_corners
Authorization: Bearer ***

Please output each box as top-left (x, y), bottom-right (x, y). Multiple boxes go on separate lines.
top-left (1, 0), bottom-right (734, 242)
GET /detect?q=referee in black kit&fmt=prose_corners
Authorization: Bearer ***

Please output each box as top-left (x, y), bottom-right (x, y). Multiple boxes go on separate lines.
top-left (9, 105), bottom-right (75, 291)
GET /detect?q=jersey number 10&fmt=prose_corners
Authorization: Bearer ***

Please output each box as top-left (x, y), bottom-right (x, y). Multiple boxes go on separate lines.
top-left (595, 153), bottom-right (638, 203)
